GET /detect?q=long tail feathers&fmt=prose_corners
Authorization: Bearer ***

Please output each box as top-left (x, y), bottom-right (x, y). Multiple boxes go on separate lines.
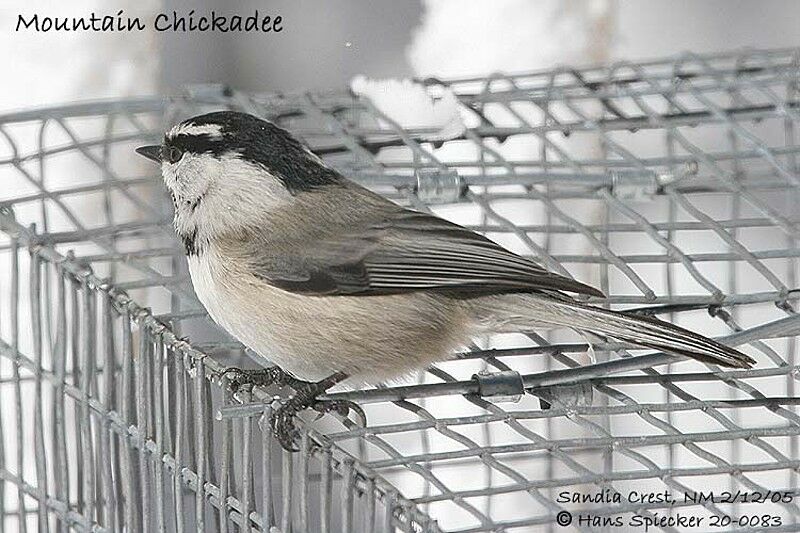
top-left (549, 299), bottom-right (755, 369)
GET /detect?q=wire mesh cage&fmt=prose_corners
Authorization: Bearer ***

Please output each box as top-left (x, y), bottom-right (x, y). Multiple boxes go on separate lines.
top-left (1, 47), bottom-right (800, 532)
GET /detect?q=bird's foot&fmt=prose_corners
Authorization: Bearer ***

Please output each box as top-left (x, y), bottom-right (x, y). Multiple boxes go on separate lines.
top-left (269, 373), bottom-right (364, 451)
top-left (270, 397), bottom-right (365, 452)
top-left (312, 398), bottom-right (366, 424)
top-left (221, 366), bottom-right (310, 394)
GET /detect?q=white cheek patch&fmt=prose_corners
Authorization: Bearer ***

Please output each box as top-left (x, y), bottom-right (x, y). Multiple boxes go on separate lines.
top-left (174, 157), bottom-right (213, 198)
top-left (212, 155), bottom-right (294, 210)
top-left (160, 156), bottom-right (205, 205)
top-left (165, 150), bottom-right (295, 244)
top-left (161, 162), bottom-right (179, 190)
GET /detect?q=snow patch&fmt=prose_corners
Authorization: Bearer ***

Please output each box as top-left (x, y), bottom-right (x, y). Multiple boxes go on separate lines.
top-left (350, 75), bottom-right (465, 141)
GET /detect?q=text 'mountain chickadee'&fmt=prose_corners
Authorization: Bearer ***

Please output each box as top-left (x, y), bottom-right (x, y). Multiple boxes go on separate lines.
top-left (136, 111), bottom-right (755, 450)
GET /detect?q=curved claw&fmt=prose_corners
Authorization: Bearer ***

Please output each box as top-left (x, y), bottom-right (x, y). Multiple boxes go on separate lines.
top-left (269, 398), bottom-right (368, 452)
top-left (270, 401), bottom-right (304, 452)
top-left (313, 399), bottom-right (367, 428)
top-left (219, 367), bottom-right (243, 381)
top-left (266, 372), bottom-right (354, 452)
top-left (219, 367), bottom-right (252, 394)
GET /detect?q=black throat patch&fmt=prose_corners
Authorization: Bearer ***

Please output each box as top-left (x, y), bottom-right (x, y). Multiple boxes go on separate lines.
top-left (180, 228), bottom-right (206, 257)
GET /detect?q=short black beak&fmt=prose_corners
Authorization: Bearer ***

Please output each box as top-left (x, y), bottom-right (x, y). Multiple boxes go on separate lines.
top-left (136, 145), bottom-right (162, 163)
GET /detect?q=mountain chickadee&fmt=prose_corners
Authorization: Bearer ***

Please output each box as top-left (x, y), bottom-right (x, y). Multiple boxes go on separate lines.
top-left (137, 111), bottom-right (755, 450)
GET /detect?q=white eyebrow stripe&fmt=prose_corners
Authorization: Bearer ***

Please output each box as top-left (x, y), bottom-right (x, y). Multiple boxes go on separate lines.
top-left (169, 123), bottom-right (224, 138)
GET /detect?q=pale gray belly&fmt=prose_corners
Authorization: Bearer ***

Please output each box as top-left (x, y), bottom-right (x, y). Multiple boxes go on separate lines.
top-left (188, 254), bottom-right (471, 383)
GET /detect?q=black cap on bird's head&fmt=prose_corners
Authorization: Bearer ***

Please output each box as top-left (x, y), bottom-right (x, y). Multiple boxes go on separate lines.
top-left (135, 111), bottom-right (340, 193)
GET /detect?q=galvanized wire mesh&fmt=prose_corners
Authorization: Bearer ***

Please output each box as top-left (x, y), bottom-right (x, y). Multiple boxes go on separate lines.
top-left (1, 47), bottom-right (800, 532)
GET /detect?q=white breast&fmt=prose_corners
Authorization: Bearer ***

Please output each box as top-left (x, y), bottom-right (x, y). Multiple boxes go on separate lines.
top-left (187, 253), bottom-right (240, 341)
top-left (187, 252), bottom-right (274, 350)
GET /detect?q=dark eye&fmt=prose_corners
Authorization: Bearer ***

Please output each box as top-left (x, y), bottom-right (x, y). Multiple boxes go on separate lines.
top-left (165, 146), bottom-right (183, 163)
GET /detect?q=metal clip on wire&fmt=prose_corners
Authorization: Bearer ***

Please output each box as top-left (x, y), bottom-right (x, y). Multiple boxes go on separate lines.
top-left (473, 370), bottom-right (525, 403)
top-left (532, 381), bottom-right (594, 411)
top-left (609, 160), bottom-right (698, 200)
top-left (415, 168), bottom-right (464, 204)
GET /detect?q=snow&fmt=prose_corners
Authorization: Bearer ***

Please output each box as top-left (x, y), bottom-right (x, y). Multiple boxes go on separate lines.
top-left (350, 75), bottom-right (466, 140)
top-left (407, 0), bottom-right (614, 77)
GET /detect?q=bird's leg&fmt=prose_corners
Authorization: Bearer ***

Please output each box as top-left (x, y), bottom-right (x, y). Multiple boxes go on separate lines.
top-left (221, 365), bottom-right (311, 393)
top-left (270, 371), bottom-right (365, 452)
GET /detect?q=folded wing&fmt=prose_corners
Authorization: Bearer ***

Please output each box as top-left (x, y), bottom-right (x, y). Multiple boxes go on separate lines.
top-left (251, 209), bottom-right (603, 298)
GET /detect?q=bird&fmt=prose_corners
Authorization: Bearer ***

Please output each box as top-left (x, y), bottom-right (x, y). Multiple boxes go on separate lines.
top-left (136, 110), bottom-right (755, 450)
